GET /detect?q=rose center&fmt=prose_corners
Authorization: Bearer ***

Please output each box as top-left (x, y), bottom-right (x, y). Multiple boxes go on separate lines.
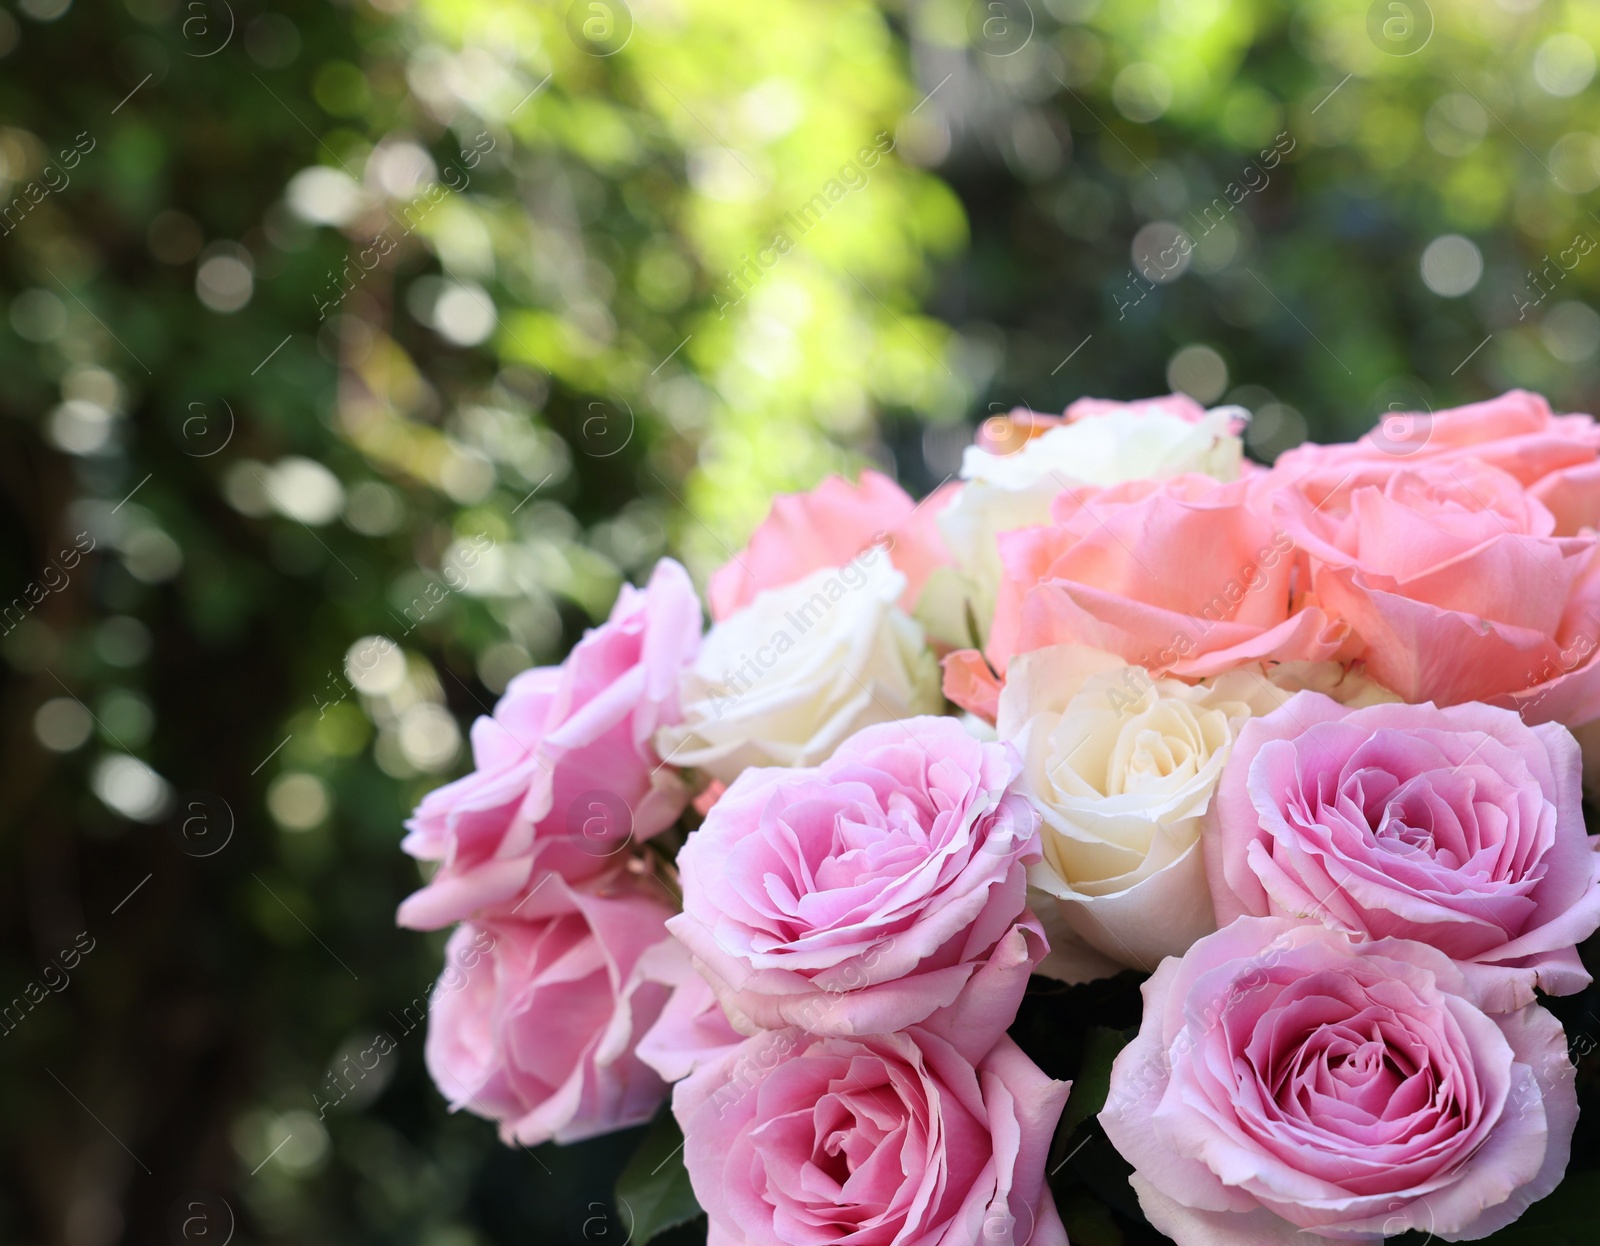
top-left (1328, 1039), bottom-right (1393, 1083)
top-left (1374, 805), bottom-right (1438, 857)
top-left (1339, 767), bottom-right (1472, 869)
top-left (1126, 727), bottom-right (1192, 782)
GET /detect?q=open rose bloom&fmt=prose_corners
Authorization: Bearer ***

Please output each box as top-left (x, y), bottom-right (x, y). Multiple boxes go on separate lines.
top-left (657, 552), bottom-right (943, 781)
top-left (669, 717), bottom-right (1046, 1056)
top-left (986, 475), bottom-right (1342, 680)
top-left (998, 644), bottom-right (1261, 978)
top-left (1209, 692), bottom-right (1600, 1011)
top-left (397, 557), bottom-right (702, 930)
top-left (1101, 919), bottom-right (1577, 1245)
top-left (677, 1026), bottom-right (1070, 1246)
top-left (925, 395), bottom-right (1245, 649)
top-left (424, 874), bottom-right (678, 1146)
top-left (399, 391), bottom-right (1600, 1246)
top-left (1274, 456), bottom-right (1600, 716)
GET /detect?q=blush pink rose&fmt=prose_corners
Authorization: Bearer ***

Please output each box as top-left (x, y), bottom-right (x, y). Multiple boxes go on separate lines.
top-left (1207, 691), bottom-right (1600, 1011)
top-left (397, 558), bottom-right (702, 930)
top-left (668, 717), bottom-right (1045, 1059)
top-left (985, 474), bottom-right (1342, 680)
top-left (707, 470), bottom-right (955, 620)
top-left (1100, 918), bottom-right (1577, 1246)
top-left (1274, 390), bottom-right (1600, 534)
top-left (634, 936), bottom-right (745, 1083)
top-left (676, 1026), bottom-right (1070, 1246)
top-left (1273, 456), bottom-right (1600, 720)
top-left (423, 873), bottom-right (676, 1146)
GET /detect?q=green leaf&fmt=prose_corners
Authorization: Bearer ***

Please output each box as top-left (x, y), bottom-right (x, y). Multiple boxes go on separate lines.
top-left (1059, 1193), bottom-right (1124, 1246)
top-left (615, 1107), bottom-right (703, 1245)
top-left (1058, 1026), bottom-right (1135, 1140)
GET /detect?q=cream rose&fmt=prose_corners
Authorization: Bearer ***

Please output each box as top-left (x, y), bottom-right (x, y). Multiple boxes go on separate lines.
top-left (924, 399), bottom-right (1245, 647)
top-left (1001, 651), bottom-right (1397, 979)
top-left (997, 644), bottom-right (1259, 981)
top-left (657, 551), bottom-right (941, 781)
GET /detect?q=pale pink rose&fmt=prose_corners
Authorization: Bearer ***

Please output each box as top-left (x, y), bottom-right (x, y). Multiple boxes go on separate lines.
top-left (397, 558), bottom-right (702, 930)
top-left (984, 474), bottom-right (1342, 682)
top-left (668, 717), bottom-right (1045, 1059)
top-left (707, 470), bottom-right (955, 620)
top-left (1100, 918), bottom-right (1577, 1246)
top-left (1274, 389), bottom-right (1600, 533)
top-left (1207, 691), bottom-right (1600, 1011)
top-left (1273, 456), bottom-right (1600, 720)
top-left (633, 936), bottom-right (744, 1083)
top-left (423, 874), bottom-right (676, 1146)
top-left (676, 1026), bottom-right (1070, 1246)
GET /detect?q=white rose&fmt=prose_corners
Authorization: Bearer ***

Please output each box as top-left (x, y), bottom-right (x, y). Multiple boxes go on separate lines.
top-left (921, 404), bottom-right (1244, 647)
top-left (997, 644), bottom-right (1260, 982)
top-left (657, 551), bottom-right (941, 782)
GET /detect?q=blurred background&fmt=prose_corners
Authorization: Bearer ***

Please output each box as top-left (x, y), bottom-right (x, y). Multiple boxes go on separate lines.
top-left (2, 0), bottom-right (1599, 1242)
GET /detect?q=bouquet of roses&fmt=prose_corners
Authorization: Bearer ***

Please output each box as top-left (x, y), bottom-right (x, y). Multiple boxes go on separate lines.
top-left (397, 388), bottom-right (1600, 1246)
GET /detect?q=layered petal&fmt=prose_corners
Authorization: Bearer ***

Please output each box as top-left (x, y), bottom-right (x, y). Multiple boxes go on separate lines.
top-left (399, 558), bottom-right (702, 928)
top-left (676, 1026), bottom-right (1069, 1246)
top-left (670, 717), bottom-right (1044, 1058)
top-left (1099, 918), bottom-right (1578, 1245)
top-left (1207, 692), bottom-right (1600, 1006)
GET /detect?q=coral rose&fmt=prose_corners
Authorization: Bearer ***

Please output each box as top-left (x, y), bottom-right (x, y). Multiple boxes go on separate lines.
top-left (1273, 456), bottom-right (1600, 722)
top-left (984, 474), bottom-right (1341, 682)
top-left (927, 396), bottom-right (1244, 649)
top-left (1274, 389), bottom-right (1600, 535)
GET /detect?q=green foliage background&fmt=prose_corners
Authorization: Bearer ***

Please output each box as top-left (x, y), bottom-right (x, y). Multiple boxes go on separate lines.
top-left (0, 0), bottom-right (1597, 1243)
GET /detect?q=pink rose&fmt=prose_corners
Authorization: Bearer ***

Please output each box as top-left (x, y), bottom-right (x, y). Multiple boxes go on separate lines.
top-left (669, 717), bottom-right (1045, 1058)
top-left (707, 470), bottom-right (955, 620)
top-left (1206, 691), bottom-right (1600, 1010)
top-left (423, 874), bottom-right (676, 1146)
top-left (1273, 456), bottom-right (1600, 719)
top-left (1100, 918), bottom-right (1577, 1245)
top-left (634, 936), bottom-right (745, 1083)
top-left (676, 1026), bottom-right (1070, 1246)
top-left (1275, 390), bottom-right (1600, 533)
top-left (985, 474), bottom-right (1342, 681)
top-left (397, 558), bottom-right (702, 929)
